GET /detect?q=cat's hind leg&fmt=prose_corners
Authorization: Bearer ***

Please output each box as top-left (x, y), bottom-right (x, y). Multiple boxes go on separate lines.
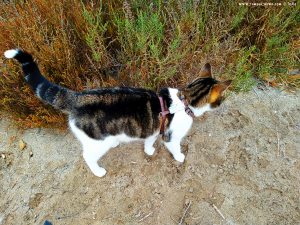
top-left (82, 138), bottom-right (117, 177)
top-left (83, 148), bottom-right (107, 177)
top-left (144, 132), bottom-right (159, 156)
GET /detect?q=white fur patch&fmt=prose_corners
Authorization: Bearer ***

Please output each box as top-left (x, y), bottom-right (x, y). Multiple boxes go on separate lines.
top-left (163, 88), bottom-right (213, 163)
top-left (168, 88), bottom-right (212, 117)
top-left (69, 119), bottom-right (140, 147)
top-left (69, 119), bottom-right (141, 177)
top-left (168, 88), bottom-right (194, 139)
top-left (144, 132), bottom-right (159, 155)
top-left (164, 88), bottom-right (193, 162)
top-left (190, 104), bottom-right (212, 117)
top-left (4, 49), bottom-right (19, 59)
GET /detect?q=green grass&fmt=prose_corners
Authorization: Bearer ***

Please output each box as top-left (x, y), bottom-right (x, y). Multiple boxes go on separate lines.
top-left (0, 0), bottom-right (299, 128)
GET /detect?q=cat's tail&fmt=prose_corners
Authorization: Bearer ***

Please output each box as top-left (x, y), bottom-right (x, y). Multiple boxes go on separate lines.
top-left (4, 49), bottom-right (75, 113)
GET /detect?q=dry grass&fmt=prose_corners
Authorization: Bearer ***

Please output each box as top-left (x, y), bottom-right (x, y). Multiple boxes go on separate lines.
top-left (0, 0), bottom-right (299, 128)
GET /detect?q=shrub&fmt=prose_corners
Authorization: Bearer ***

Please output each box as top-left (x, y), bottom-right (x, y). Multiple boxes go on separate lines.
top-left (0, 0), bottom-right (298, 128)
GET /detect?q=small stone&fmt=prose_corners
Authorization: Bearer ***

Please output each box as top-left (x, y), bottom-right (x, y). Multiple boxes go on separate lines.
top-left (218, 169), bottom-right (224, 173)
top-left (1, 154), bottom-right (5, 159)
top-left (196, 173), bottom-right (202, 178)
top-left (19, 139), bottom-right (26, 150)
top-left (185, 199), bottom-right (190, 205)
top-left (29, 151), bottom-right (33, 157)
top-left (189, 188), bottom-right (194, 193)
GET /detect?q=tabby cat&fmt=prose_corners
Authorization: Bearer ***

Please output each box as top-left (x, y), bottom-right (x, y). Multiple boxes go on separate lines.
top-left (4, 49), bottom-right (231, 177)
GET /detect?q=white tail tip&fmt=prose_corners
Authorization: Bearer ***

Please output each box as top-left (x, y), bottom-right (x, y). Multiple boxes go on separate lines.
top-left (4, 49), bottom-right (19, 59)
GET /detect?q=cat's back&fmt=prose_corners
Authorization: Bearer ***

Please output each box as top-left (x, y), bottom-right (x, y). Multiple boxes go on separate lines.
top-left (76, 86), bottom-right (157, 100)
top-left (72, 86), bottom-right (160, 117)
top-left (69, 86), bottom-right (161, 139)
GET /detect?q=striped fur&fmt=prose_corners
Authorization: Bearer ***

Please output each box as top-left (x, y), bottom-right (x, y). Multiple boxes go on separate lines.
top-left (5, 49), bottom-right (231, 177)
top-left (182, 63), bottom-right (231, 108)
top-left (5, 49), bottom-right (75, 113)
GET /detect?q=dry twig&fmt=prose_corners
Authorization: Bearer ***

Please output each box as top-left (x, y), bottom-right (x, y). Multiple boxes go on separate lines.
top-left (276, 127), bottom-right (280, 157)
top-left (178, 201), bottom-right (192, 225)
top-left (138, 212), bottom-right (153, 222)
top-left (212, 204), bottom-right (225, 221)
top-left (252, 88), bottom-right (261, 99)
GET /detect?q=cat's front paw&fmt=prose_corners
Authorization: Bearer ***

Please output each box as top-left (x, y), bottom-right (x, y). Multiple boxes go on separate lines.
top-left (92, 167), bottom-right (107, 177)
top-left (174, 153), bottom-right (185, 163)
top-left (145, 146), bottom-right (156, 156)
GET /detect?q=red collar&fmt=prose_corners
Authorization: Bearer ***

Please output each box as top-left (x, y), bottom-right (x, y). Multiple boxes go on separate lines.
top-left (158, 96), bottom-right (169, 136)
top-left (179, 96), bottom-right (195, 118)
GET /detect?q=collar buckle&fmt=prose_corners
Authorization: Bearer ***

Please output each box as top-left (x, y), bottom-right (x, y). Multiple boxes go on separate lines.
top-left (158, 96), bottom-right (170, 139)
top-left (179, 95), bottom-right (195, 118)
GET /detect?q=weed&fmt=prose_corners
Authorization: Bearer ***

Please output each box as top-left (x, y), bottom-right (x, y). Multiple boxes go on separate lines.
top-left (0, 0), bottom-right (298, 128)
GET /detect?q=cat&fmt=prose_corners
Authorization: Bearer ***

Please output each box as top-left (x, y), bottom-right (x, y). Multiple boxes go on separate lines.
top-left (4, 49), bottom-right (231, 177)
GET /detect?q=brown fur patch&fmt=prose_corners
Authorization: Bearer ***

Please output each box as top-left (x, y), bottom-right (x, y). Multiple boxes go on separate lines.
top-left (199, 63), bottom-right (212, 78)
top-left (209, 86), bottom-right (222, 103)
top-left (209, 80), bottom-right (232, 104)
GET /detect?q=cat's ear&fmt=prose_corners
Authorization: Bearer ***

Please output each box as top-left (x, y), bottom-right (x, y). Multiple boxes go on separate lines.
top-left (199, 63), bottom-right (212, 77)
top-left (209, 80), bottom-right (232, 102)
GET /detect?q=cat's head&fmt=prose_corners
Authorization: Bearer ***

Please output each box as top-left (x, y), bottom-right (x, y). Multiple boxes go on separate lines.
top-left (181, 63), bottom-right (232, 117)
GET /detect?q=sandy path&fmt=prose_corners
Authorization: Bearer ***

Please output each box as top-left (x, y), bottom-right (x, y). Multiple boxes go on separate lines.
top-left (0, 87), bottom-right (299, 225)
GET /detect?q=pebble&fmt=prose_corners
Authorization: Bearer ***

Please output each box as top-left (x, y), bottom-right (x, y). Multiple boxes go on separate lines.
top-left (185, 199), bottom-right (190, 205)
top-left (188, 165), bottom-right (195, 173)
top-left (218, 177), bottom-right (224, 182)
top-left (1, 154), bottom-right (5, 159)
top-left (218, 169), bottom-right (224, 173)
top-left (19, 139), bottom-right (26, 150)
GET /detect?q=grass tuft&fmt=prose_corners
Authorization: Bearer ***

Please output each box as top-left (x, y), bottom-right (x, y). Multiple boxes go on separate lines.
top-left (0, 0), bottom-right (299, 128)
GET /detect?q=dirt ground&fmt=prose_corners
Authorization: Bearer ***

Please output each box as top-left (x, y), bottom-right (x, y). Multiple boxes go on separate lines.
top-left (0, 87), bottom-right (299, 225)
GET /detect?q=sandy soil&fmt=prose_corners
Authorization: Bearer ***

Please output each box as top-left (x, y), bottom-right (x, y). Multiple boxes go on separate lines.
top-left (0, 87), bottom-right (299, 225)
